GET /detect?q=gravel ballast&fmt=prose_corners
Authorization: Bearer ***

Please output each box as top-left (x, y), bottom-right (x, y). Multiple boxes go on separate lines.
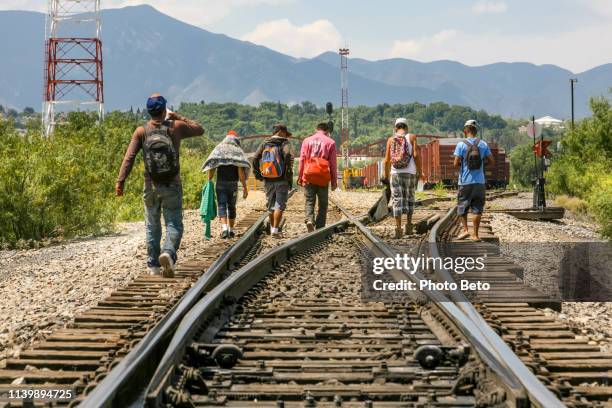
top-left (486, 193), bottom-right (611, 351)
top-left (0, 190), bottom-right (267, 363)
top-left (0, 188), bottom-right (367, 363)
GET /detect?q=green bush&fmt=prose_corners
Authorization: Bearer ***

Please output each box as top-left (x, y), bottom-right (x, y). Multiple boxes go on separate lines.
top-left (547, 97), bottom-right (612, 239)
top-left (509, 143), bottom-right (537, 187)
top-left (432, 181), bottom-right (447, 197)
top-left (586, 176), bottom-right (612, 238)
top-left (0, 111), bottom-right (211, 246)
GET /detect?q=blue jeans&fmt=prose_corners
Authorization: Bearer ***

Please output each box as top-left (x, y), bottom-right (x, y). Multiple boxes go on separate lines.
top-left (144, 183), bottom-right (183, 267)
top-left (215, 181), bottom-right (238, 219)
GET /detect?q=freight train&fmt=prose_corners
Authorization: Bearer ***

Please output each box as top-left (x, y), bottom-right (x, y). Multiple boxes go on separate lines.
top-left (345, 137), bottom-right (509, 189)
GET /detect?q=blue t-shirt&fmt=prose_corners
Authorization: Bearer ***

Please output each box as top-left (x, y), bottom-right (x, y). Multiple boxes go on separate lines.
top-left (453, 138), bottom-right (492, 185)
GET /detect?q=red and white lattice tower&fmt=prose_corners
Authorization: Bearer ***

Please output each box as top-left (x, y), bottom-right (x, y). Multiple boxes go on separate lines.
top-left (43, 0), bottom-right (104, 136)
top-left (339, 48), bottom-right (350, 168)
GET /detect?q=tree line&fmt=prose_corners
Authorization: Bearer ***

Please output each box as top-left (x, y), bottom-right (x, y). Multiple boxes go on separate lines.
top-left (1, 98), bottom-right (608, 245)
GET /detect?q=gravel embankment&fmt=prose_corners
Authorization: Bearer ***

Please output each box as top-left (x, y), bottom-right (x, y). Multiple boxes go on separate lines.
top-left (331, 190), bottom-right (382, 215)
top-left (487, 193), bottom-right (611, 351)
top-left (0, 191), bottom-right (267, 363)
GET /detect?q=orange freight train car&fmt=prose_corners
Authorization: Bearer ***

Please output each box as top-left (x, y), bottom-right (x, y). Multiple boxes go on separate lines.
top-left (418, 138), bottom-right (509, 188)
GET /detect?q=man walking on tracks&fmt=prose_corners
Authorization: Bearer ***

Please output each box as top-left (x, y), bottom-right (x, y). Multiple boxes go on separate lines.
top-left (453, 119), bottom-right (494, 242)
top-left (253, 124), bottom-right (294, 238)
top-left (298, 122), bottom-right (338, 232)
top-left (115, 93), bottom-right (204, 277)
top-left (384, 118), bottom-right (420, 239)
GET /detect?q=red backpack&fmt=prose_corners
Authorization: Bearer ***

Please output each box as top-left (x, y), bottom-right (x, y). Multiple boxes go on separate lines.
top-left (303, 156), bottom-right (331, 186)
top-left (390, 134), bottom-right (412, 169)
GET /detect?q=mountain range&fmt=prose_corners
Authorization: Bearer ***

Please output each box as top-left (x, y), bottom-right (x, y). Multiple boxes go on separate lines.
top-left (0, 5), bottom-right (610, 118)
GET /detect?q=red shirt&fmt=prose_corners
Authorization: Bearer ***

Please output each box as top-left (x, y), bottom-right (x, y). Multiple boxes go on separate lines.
top-left (298, 130), bottom-right (338, 188)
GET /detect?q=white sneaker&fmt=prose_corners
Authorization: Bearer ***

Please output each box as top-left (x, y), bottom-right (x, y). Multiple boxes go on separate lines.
top-left (159, 253), bottom-right (175, 278)
top-left (148, 266), bottom-right (161, 275)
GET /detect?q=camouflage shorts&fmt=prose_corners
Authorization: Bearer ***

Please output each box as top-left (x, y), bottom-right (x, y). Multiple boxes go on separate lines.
top-left (390, 173), bottom-right (418, 217)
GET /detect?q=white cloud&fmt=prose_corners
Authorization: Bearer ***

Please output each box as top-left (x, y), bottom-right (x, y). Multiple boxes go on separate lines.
top-left (389, 24), bottom-right (612, 72)
top-left (0, 1), bottom-right (45, 12)
top-left (472, 1), bottom-right (508, 14)
top-left (390, 30), bottom-right (458, 58)
top-left (584, 0), bottom-right (612, 18)
top-left (242, 19), bottom-right (342, 58)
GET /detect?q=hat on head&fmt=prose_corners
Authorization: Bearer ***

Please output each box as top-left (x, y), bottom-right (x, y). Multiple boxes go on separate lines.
top-left (225, 130), bottom-right (241, 146)
top-left (394, 117), bottom-right (408, 127)
top-left (146, 94), bottom-right (167, 115)
top-left (272, 123), bottom-right (292, 137)
top-left (464, 119), bottom-right (478, 129)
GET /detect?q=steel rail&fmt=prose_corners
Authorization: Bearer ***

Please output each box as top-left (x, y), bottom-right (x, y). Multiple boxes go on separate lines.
top-left (428, 207), bottom-right (565, 408)
top-left (335, 196), bottom-right (564, 406)
top-left (329, 198), bottom-right (532, 399)
top-left (143, 219), bottom-right (350, 407)
top-left (81, 211), bottom-right (269, 408)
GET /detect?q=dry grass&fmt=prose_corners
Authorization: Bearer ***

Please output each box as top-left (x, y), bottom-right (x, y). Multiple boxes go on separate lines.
top-left (554, 195), bottom-right (588, 214)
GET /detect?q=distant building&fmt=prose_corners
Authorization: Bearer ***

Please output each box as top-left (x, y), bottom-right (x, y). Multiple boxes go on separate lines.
top-left (518, 125), bottom-right (528, 134)
top-left (535, 115), bottom-right (563, 128)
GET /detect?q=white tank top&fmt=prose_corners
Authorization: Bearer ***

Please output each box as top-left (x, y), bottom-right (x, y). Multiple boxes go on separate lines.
top-left (390, 134), bottom-right (417, 175)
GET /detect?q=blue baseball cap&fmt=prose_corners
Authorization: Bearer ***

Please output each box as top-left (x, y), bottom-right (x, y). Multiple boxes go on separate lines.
top-left (146, 94), bottom-right (167, 115)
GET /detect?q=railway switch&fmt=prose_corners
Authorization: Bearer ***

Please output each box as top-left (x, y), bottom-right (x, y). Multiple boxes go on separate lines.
top-left (414, 345), bottom-right (470, 370)
top-left (414, 345), bottom-right (444, 369)
top-left (186, 343), bottom-right (243, 369)
top-left (212, 344), bottom-right (243, 369)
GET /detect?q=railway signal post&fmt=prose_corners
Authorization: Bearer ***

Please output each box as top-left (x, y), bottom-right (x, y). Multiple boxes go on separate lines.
top-left (528, 116), bottom-right (550, 209)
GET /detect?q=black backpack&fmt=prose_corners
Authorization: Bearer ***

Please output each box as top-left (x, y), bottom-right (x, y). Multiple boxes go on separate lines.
top-left (463, 138), bottom-right (482, 170)
top-left (142, 122), bottom-right (179, 182)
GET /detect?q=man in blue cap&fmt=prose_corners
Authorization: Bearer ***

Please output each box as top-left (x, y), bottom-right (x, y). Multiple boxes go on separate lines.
top-left (116, 93), bottom-right (204, 277)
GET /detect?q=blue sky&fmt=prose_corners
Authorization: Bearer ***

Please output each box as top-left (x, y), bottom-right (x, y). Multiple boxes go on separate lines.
top-left (3, 0), bottom-right (611, 72)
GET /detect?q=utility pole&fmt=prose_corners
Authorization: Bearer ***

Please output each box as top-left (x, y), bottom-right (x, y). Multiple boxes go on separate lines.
top-left (570, 78), bottom-right (578, 128)
top-left (339, 48), bottom-right (350, 169)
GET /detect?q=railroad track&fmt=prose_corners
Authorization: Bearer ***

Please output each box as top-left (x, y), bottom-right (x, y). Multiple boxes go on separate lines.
top-left (151, 231), bottom-right (474, 407)
top-left (0, 209), bottom-right (264, 407)
top-left (6, 190), bottom-right (609, 407)
top-left (434, 208), bottom-right (612, 407)
top-left (126, 194), bottom-right (571, 408)
top-left (0, 191), bottom-right (349, 407)
top-left (364, 197), bottom-right (612, 406)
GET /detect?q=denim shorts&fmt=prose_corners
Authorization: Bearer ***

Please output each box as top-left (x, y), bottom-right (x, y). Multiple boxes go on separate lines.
top-left (264, 180), bottom-right (289, 212)
top-left (457, 183), bottom-right (485, 215)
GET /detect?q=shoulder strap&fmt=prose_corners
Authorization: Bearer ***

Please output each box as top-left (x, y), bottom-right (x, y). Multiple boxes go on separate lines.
top-left (279, 141), bottom-right (288, 159)
top-left (161, 119), bottom-right (173, 136)
top-left (464, 138), bottom-right (480, 147)
top-left (405, 134), bottom-right (413, 157)
top-left (141, 124), bottom-right (150, 143)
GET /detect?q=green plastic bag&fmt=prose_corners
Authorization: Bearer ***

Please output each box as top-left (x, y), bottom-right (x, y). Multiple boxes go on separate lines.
top-left (200, 180), bottom-right (217, 239)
